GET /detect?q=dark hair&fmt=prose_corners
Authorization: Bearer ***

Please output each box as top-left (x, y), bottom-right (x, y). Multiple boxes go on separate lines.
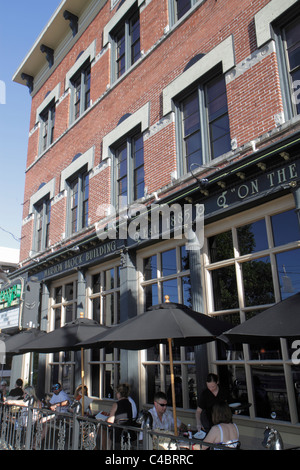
top-left (16, 379), bottom-right (23, 387)
top-left (154, 391), bottom-right (167, 402)
top-left (116, 383), bottom-right (130, 398)
top-left (206, 373), bottom-right (219, 384)
top-left (211, 402), bottom-right (232, 425)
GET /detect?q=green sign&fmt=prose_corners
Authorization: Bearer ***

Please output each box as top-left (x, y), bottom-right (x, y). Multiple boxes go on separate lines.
top-left (0, 284), bottom-right (22, 310)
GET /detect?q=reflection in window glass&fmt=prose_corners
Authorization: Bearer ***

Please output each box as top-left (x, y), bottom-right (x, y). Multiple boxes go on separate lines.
top-left (211, 265), bottom-right (238, 310)
top-left (209, 231), bottom-right (233, 262)
top-left (144, 255), bottom-right (157, 280)
top-left (242, 257), bottom-right (274, 307)
top-left (237, 219), bottom-right (268, 255)
top-left (251, 366), bottom-right (290, 421)
top-left (166, 365), bottom-right (182, 406)
top-left (276, 249), bottom-right (300, 299)
top-left (162, 278), bottom-right (178, 303)
top-left (181, 245), bottom-right (189, 270)
top-left (272, 209), bottom-right (300, 246)
top-left (145, 283), bottom-right (158, 309)
top-left (162, 249), bottom-right (177, 276)
top-left (181, 275), bottom-right (192, 307)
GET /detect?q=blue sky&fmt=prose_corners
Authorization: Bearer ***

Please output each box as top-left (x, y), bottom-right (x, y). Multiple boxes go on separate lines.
top-left (0, 1), bottom-right (61, 251)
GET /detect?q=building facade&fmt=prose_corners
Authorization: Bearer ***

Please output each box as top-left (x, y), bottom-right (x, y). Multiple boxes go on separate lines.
top-left (11, 0), bottom-right (300, 444)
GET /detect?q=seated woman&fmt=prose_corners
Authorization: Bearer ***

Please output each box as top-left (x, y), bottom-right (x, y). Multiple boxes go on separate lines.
top-left (104, 384), bottom-right (133, 449)
top-left (201, 402), bottom-right (240, 450)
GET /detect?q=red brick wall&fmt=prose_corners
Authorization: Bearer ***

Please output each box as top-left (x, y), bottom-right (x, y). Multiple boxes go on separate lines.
top-left (20, 0), bottom-right (290, 261)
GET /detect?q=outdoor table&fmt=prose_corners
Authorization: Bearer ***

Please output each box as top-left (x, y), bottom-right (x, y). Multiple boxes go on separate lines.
top-left (229, 402), bottom-right (251, 414)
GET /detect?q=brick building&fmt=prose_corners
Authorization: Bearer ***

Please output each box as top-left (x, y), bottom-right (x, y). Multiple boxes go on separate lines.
top-left (11, 0), bottom-right (300, 445)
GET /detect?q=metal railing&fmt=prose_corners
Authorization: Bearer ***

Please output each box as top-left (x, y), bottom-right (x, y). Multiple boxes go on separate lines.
top-left (0, 403), bottom-right (239, 451)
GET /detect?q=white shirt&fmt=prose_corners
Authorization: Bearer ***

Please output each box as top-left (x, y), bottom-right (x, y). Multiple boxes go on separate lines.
top-left (128, 396), bottom-right (137, 419)
top-left (50, 390), bottom-right (70, 412)
top-left (149, 406), bottom-right (181, 432)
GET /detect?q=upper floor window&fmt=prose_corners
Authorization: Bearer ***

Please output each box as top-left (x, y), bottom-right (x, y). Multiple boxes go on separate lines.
top-left (40, 100), bottom-right (55, 152)
top-left (282, 16), bottom-right (300, 116)
top-left (115, 132), bottom-right (144, 210)
top-left (169, 0), bottom-right (201, 26)
top-left (60, 147), bottom-right (94, 237)
top-left (68, 169), bottom-right (89, 235)
top-left (72, 61), bottom-right (91, 120)
top-left (112, 8), bottom-right (140, 81)
top-left (178, 73), bottom-right (231, 173)
top-left (34, 197), bottom-right (51, 252)
top-left (255, 1), bottom-right (300, 120)
top-left (29, 178), bottom-right (55, 254)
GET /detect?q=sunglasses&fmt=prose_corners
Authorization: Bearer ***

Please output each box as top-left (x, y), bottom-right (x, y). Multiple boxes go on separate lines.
top-left (156, 402), bottom-right (167, 407)
top-left (52, 384), bottom-right (60, 391)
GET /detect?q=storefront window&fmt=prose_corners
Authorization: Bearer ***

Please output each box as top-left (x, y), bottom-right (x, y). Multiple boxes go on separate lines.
top-left (88, 264), bottom-right (120, 399)
top-left (207, 206), bottom-right (300, 423)
top-left (141, 244), bottom-right (194, 408)
top-left (49, 279), bottom-right (77, 393)
top-left (237, 219), bottom-right (268, 254)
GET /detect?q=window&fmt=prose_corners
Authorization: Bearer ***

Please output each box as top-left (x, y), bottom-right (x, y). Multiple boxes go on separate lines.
top-left (71, 61), bottom-right (91, 120)
top-left (111, 7), bottom-right (140, 81)
top-left (169, 0), bottom-right (200, 25)
top-left (178, 73), bottom-right (231, 173)
top-left (139, 244), bottom-right (197, 408)
top-left (68, 169), bottom-right (89, 235)
top-left (115, 132), bottom-right (144, 209)
top-left (206, 204), bottom-right (300, 423)
top-left (40, 100), bottom-right (55, 152)
top-left (281, 15), bottom-right (300, 116)
top-left (49, 279), bottom-right (77, 393)
top-left (88, 265), bottom-right (120, 399)
top-left (34, 197), bottom-right (51, 252)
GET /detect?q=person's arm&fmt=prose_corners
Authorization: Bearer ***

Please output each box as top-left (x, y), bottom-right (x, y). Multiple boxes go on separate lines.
top-left (195, 406), bottom-right (203, 431)
top-left (5, 398), bottom-right (25, 406)
top-left (107, 402), bottom-right (118, 424)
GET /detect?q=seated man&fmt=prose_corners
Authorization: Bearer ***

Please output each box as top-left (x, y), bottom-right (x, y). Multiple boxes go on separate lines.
top-left (149, 391), bottom-right (186, 433)
top-left (49, 383), bottom-right (70, 412)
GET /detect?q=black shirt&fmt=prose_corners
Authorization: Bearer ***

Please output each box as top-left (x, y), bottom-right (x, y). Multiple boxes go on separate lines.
top-left (197, 387), bottom-right (229, 431)
top-left (8, 387), bottom-right (24, 399)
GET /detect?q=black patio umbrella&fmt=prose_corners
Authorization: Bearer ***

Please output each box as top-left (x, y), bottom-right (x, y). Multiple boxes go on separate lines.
top-left (3, 328), bottom-right (47, 355)
top-left (224, 292), bottom-right (300, 344)
top-left (77, 300), bottom-right (230, 434)
top-left (20, 315), bottom-right (109, 415)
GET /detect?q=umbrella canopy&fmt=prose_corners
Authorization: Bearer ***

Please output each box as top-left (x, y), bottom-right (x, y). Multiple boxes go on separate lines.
top-left (20, 317), bottom-right (109, 353)
top-left (78, 302), bottom-right (230, 350)
top-left (224, 292), bottom-right (300, 344)
top-left (77, 301), bottom-right (230, 434)
top-left (19, 316), bottom-right (109, 417)
top-left (3, 328), bottom-right (47, 355)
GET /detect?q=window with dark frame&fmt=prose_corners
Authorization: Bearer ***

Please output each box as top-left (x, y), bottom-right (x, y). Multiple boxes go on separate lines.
top-left (72, 61), bottom-right (91, 120)
top-left (115, 132), bottom-right (144, 210)
top-left (40, 100), bottom-right (55, 152)
top-left (282, 15), bottom-right (300, 116)
top-left (113, 8), bottom-right (140, 81)
top-left (34, 198), bottom-right (51, 252)
top-left (179, 73), bottom-right (231, 173)
top-left (69, 169), bottom-right (89, 235)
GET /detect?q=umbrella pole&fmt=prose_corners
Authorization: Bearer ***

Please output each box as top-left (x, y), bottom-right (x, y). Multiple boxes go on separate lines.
top-left (81, 348), bottom-right (85, 417)
top-left (168, 338), bottom-right (178, 436)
